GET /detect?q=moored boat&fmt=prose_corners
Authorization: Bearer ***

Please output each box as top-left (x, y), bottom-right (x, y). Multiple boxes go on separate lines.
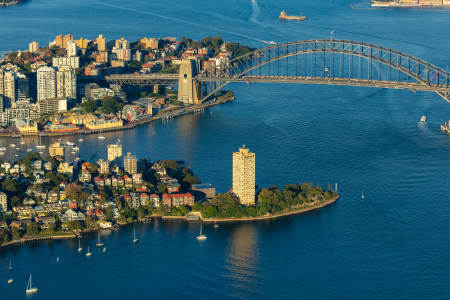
top-left (440, 120), bottom-right (450, 134)
top-left (25, 274), bottom-right (38, 294)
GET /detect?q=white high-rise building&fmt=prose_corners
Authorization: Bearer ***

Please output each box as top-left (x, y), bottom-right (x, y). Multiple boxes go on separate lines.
top-left (66, 41), bottom-right (78, 57)
top-left (107, 143), bottom-right (122, 162)
top-left (56, 66), bottom-right (76, 99)
top-left (232, 146), bottom-right (256, 206)
top-left (37, 66), bottom-right (56, 101)
top-left (3, 71), bottom-right (16, 108)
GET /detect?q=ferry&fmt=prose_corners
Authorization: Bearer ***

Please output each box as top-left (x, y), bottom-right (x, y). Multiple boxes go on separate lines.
top-left (441, 120), bottom-right (450, 134)
top-left (0, 147), bottom-right (6, 151)
top-left (419, 115), bottom-right (427, 123)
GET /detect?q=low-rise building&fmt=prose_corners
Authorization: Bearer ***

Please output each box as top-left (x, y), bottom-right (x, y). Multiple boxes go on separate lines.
top-left (84, 118), bottom-right (123, 130)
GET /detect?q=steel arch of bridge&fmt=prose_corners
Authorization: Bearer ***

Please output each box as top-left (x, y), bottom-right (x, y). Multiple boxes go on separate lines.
top-left (196, 39), bottom-right (450, 103)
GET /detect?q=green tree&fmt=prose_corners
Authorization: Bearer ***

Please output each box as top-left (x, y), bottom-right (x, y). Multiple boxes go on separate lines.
top-left (101, 96), bottom-right (123, 114)
top-left (82, 100), bottom-right (99, 113)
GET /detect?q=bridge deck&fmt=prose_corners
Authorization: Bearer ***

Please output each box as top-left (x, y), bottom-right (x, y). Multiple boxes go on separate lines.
top-left (197, 76), bottom-right (449, 92)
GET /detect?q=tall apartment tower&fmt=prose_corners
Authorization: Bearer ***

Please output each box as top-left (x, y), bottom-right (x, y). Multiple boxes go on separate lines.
top-left (56, 66), bottom-right (76, 99)
top-left (37, 66), bottom-right (56, 101)
top-left (107, 143), bottom-right (122, 162)
top-left (96, 34), bottom-right (107, 51)
top-left (3, 72), bottom-right (16, 107)
top-left (29, 41), bottom-right (40, 53)
top-left (0, 71), bottom-right (3, 112)
top-left (66, 41), bottom-right (78, 57)
top-left (232, 146), bottom-right (256, 206)
top-left (124, 152), bottom-right (138, 175)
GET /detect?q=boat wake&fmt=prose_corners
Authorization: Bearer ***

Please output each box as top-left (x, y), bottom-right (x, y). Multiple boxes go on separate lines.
top-left (95, 1), bottom-right (272, 45)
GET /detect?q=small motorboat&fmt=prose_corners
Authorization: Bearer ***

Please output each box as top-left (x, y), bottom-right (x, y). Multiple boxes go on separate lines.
top-left (8, 278), bottom-right (13, 284)
top-left (419, 115), bottom-right (427, 123)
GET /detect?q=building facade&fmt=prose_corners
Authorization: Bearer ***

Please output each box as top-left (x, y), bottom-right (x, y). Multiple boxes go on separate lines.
top-left (37, 66), bottom-right (56, 101)
top-left (107, 143), bottom-right (122, 162)
top-left (0, 192), bottom-right (7, 213)
top-left (124, 152), bottom-right (137, 175)
top-left (56, 66), bottom-right (77, 99)
top-left (232, 147), bottom-right (256, 206)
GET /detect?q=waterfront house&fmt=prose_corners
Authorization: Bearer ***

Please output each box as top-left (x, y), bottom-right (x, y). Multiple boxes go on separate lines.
top-left (150, 194), bottom-right (160, 208)
top-left (98, 220), bottom-right (112, 229)
top-left (139, 193), bottom-right (150, 206)
top-left (34, 216), bottom-right (56, 229)
top-left (162, 194), bottom-right (172, 209)
top-left (10, 219), bottom-right (32, 230)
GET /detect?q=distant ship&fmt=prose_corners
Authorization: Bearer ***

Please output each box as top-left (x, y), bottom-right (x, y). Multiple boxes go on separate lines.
top-left (279, 10), bottom-right (306, 21)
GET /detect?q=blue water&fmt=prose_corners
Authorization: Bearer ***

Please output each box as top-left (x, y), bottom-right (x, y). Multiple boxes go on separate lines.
top-left (1, 0), bottom-right (450, 299)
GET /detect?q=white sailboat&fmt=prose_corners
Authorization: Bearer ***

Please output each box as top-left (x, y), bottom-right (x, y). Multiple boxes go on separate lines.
top-left (8, 259), bottom-right (13, 270)
top-left (102, 247), bottom-right (107, 253)
top-left (25, 274), bottom-right (38, 294)
top-left (196, 224), bottom-right (207, 241)
top-left (85, 246), bottom-right (92, 257)
top-left (96, 231), bottom-right (104, 247)
top-left (213, 221), bottom-right (219, 229)
top-left (132, 226), bottom-right (139, 243)
top-left (361, 192), bottom-right (365, 200)
top-left (77, 238), bottom-right (83, 252)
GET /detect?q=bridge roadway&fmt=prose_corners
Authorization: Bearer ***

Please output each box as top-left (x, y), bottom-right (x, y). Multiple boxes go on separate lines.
top-left (104, 73), bottom-right (178, 84)
top-left (196, 75), bottom-right (450, 93)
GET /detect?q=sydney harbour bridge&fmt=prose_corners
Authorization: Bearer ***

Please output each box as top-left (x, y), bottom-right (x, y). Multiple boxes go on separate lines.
top-left (105, 39), bottom-right (450, 104)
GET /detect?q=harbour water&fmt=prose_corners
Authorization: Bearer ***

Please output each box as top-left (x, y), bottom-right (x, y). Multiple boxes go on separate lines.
top-left (1, 0), bottom-right (450, 299)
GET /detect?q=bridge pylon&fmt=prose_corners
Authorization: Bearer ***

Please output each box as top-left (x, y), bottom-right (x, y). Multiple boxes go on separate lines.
top-left (178, 59), bottom-right (201, 105)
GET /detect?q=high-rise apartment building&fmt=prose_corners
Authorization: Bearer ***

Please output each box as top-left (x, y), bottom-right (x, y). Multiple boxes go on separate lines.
top-left (29, 41), bottom-right (40, 53)
top-left (66, 41), bottom-right (78, 57)
top-left (37, 66), bottom-right (56, 101)
top-left (96, 34), bottom-right (107, 51)
top-left (107, 143), bottom-right (122, 162)
top-left (140, 37), bottom-right (159, 49)
top-left (16, 74), bottom-right (30, 102)
top-left (56, 66), bottom-right (76, 99)
top-left (75, 38), bottom-right (88, 49)
top-left (124, 152), bottom-right (138, 175)
top-left (115, 37), bottom-right (130, 49)
top-left (3, 71), bottom-right (16, 107)
top-left (232, 146), bottom-right (256, 206)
